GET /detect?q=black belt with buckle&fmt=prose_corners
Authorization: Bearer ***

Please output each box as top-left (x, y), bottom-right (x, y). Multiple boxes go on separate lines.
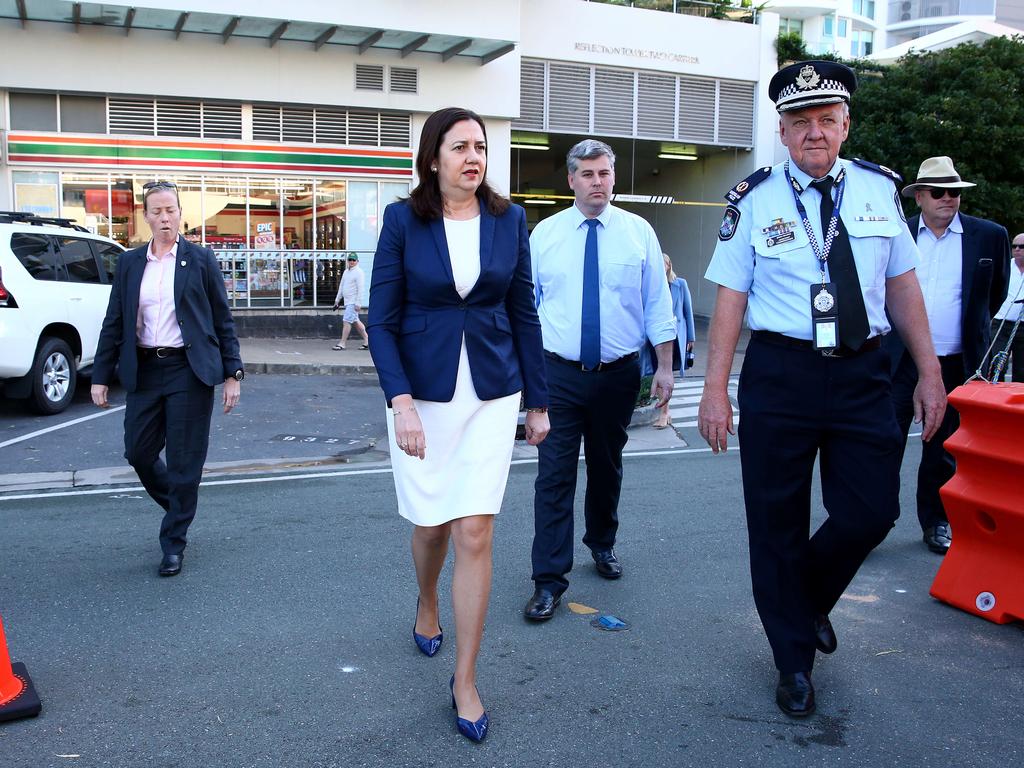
top-left (751, 331), bottom-right (881, 359)
top-left (544, 350), bottom-right (639, 372)
top-left (137, 346), bottom-right (186, 360)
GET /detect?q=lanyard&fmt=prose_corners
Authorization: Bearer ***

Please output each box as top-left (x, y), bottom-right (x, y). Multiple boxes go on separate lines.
top-left (784, 161), bottom-right (847, 282)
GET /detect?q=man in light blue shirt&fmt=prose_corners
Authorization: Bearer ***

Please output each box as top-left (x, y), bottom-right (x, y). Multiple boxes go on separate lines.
top-left (697, 60), bottom-right (946, 718)
top-left (887, 156), bottom-right (1010, 555)
top-left (524, 139), bottom-right (675, 622)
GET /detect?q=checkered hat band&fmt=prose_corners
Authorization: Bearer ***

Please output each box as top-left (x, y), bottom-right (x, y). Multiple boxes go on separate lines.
top-left (777, 94), bottom-right (848, 112)
top-left (776, 78), bottom-right (849, 106)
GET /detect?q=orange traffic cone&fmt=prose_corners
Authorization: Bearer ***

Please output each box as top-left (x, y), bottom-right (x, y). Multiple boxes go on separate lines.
top-left (0, 614), bottom-right (41, 722)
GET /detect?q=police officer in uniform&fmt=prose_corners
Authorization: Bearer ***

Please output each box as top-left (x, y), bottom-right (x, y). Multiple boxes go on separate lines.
top-left (697, 61), bottom-right (946, 717)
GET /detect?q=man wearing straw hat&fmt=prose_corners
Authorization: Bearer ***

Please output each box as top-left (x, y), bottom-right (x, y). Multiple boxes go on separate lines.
top-left (886, 156), bottom-right (1010, 555)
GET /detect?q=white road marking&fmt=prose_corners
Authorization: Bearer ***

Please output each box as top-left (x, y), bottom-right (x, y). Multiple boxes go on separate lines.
top-left (0, 405), bottom-right (126, 449)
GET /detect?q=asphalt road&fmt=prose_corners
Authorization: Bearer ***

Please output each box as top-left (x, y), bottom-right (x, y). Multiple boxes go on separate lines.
top-left (1, 445), bottom-right (1021, 767)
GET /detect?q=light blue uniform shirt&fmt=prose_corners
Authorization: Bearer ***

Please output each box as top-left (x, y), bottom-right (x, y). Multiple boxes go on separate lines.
top-left (531, 203), bottom-right (675, 363)
top-left (705, 157), bottom-right (919, 340)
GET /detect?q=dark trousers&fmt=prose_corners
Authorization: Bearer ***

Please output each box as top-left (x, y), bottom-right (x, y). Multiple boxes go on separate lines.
top-left (738, 336), bottom-right (902, 674)
top-left (124, 354), bottom-right (214, 555)
top-left (991, 318), bottom-right (1024, 382)
top-left (891, 352), bottom-right (963, 530)
top-left (531, 355), bottom-right (640, 594)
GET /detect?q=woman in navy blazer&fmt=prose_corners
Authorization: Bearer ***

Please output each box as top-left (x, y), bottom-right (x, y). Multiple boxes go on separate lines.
top-left (368, 107), bottom-right (548, 742)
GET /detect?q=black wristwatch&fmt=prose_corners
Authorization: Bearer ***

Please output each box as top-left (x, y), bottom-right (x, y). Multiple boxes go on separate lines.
top-left (232, 368), bottom-right (244, 381)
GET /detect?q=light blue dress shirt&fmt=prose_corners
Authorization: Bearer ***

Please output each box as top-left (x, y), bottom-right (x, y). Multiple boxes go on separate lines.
top-left (531, 203), bottom-right (675, 363)
top-left (915, 213), bottom-right (964, 355)
top-left (705, 157), bottom-right (920, 340)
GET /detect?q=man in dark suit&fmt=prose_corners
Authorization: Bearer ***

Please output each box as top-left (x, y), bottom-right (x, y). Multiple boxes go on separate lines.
top-left (91, 181), bottom-right (243, 577)
top-left (887, 157), bottom-right (1010, 554)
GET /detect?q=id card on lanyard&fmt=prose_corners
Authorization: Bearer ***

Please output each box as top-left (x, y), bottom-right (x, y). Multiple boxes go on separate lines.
top-left (784, 162), bottom-right (847, 351)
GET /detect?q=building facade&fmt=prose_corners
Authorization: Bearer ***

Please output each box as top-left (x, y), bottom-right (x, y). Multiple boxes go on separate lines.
top-left (2, 0), bottom-right (781, 316)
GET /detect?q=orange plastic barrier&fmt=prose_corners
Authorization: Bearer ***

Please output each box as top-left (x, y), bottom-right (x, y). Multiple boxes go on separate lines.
top-left (931, 381), bottom-right (1024, 624)
top-left (0, 614), bottom-right (41, 723)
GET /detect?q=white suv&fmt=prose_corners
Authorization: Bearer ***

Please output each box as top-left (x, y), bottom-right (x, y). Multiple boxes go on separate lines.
top-left (0, 212), bottom-right (125, 414)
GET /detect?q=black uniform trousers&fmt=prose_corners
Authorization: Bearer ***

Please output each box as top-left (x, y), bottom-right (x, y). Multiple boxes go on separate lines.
top-left (532, 353), bottom-right (640, 595)
top-left (738, 336), bottom-right (902, 674)
top-left (123, 352), bottom-right (214, 555)
top-left (891, 351), bottom-right (963, 530)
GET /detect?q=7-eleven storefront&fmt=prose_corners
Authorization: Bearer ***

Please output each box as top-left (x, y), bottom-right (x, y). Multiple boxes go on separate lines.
top-left (6, 133), bottom-right (412, 309)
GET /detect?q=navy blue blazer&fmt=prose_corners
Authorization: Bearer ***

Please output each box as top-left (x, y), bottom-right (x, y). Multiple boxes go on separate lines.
top-left (885, 212), bottom-right (1010, 378)
top-left (93, 239), bottom-right (242, 392)
top-left (367, 199), bottom-right (547, 408)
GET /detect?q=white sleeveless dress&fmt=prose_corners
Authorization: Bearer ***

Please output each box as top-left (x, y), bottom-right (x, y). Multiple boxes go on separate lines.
top-left (386, 216), bottom-right (522, 527)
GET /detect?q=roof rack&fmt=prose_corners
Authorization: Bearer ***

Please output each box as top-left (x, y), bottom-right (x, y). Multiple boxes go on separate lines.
top-left (0, 211), bottom-right (90, 233)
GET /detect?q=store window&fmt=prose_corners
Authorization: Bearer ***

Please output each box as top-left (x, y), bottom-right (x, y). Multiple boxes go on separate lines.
top-left (203, 176), bottom-right (248, 250)
top-left (10, 92), bottom-right (58, 131)
top-left (62, 174), bottom-right (113, 240)
top-left (247, 179), bottom-right (284, 306)
top-left (313, 180), bottom-right (347, 307)
top-left (13, 171), bottom-right (59, 219)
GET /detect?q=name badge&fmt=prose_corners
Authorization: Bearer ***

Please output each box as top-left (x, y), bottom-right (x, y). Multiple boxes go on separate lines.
top-left (810, 282), bottom-right (839, 352)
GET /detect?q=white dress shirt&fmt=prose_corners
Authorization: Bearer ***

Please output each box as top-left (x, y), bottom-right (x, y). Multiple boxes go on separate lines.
top-left (915, 214), bottom-right (964, 355)
top-left (530, 203), bottom-right (675, 363)
top-left (994, 261), bottom-right (1024, 322)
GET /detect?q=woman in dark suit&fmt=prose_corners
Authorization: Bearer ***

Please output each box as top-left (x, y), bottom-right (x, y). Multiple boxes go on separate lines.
top-left (368, 107), bottom-right (549, 742)
top-left (91, 181), bottom-right (243, 578)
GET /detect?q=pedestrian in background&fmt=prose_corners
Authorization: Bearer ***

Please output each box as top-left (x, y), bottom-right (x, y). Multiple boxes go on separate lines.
top-left (698, 61), bottom-right (945, 717)
top-left (525, 139), bottom-right (675, 622)
top-left (91, 180), bottom-right (243, 578)
top-left (332, 252), bottom-right (368, 350)
top-left (886, 157), bottom-right (1010, 555)
top-left (991, 232), bottom-right (1024, 382)
top-left (643, 253), bottom-right (696, 429)
top-left (367, 107), bottom-right (549, 743)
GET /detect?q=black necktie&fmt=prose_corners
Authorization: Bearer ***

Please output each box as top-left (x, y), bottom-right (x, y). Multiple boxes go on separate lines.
top-left (810, 177), bottom-right (869, 351)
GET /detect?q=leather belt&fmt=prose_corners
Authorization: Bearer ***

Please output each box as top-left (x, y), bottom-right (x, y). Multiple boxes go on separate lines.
top-left (544, 350), bottom-right (639, 372)
top-left (137, 346), bottom-right (186, 360)
top-left (751, 331), bottom-right (881, 359)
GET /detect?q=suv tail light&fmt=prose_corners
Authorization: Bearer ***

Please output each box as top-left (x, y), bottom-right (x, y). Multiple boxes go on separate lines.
top-left (0, 265), bottom-right (14, 308)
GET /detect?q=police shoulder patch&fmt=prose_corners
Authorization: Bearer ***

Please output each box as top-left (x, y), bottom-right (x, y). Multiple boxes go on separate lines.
top-left (718, 205), bottom-right (741, 241)
top-left (852, 158), bottom-right (903, 186)
top-left (724, 166), bottom-right (772, 204)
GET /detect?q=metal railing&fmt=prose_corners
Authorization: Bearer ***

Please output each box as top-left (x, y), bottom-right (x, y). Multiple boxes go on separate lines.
top-left (214, 250), bottom-right (372, 309)
top-left (582, 0), bottom-right (760, 23)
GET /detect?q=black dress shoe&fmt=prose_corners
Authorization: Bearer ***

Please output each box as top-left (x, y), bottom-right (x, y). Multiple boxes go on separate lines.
top-left (814, 614), bottom-right (837, 654)
top-left (523, 588), bottom-right (561, 621)
top-left (592, 549), bottom-right (623, 579)
top-left (922, 522), bottom-right (952, 554)
top-left (159, 553), bottom-right (183, 577)
top-left (776, 671), bottom-right (815, 718)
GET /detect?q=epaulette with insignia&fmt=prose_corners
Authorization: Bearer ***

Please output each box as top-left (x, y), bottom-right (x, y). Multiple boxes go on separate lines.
top-left (724, 166), bottom-right (772, 204)
top-left (852, 158), bottom-right (903, 186)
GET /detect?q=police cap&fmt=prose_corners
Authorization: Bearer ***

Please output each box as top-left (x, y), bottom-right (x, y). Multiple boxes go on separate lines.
top-left (768, 60), bottom-right (858, 113)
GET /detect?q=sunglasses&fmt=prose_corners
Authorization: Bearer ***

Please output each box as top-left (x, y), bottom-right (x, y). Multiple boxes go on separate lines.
top-left (1012, 244), bottom-right (1024, 250)
top-left (927, 188), bottom-right (961, 200)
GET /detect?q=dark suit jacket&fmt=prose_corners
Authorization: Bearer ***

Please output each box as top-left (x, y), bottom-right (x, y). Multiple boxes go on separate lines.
top-left (93, 239), bottom-right (242, 392)
top-left (367, 199), bottom-right (547, 408)
top-left (886, 212), bottom-right (1010, 378)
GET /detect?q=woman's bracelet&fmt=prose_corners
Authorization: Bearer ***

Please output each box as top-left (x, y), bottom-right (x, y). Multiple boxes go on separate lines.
top-left (392, 405), bottom-right (416, 416)
top-left (526, 407), bottom-right (548, 414)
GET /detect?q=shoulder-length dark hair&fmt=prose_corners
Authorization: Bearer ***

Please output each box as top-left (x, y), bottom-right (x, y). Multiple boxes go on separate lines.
top-left (408, 107), bottom-right (510, 220)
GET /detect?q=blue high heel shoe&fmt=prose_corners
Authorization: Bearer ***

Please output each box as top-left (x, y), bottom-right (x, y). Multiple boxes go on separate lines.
top-left (413, 598), bottom-right (443, 657)
top-left (449, 675), bottom-right (489, 743)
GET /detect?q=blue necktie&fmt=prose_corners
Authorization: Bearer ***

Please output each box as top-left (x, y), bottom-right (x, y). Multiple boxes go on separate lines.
top-left (580, 218), bottom-right (601, 369)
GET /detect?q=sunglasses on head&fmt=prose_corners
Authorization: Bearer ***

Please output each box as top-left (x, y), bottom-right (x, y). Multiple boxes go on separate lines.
top-left (928, 187), bottom-right (960, 200)
top-left (143, 180), bottom-right (177, 191)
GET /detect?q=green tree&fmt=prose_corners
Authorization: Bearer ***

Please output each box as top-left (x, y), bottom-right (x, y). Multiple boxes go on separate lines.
top-left (775, 31), bottom-right (808, 66)
top-left (844, 36), bottom-right (1024, 235)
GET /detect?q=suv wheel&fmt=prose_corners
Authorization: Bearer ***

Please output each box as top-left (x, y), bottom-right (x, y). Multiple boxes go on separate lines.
top-left (30, 337), bottom-right (77, 415)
